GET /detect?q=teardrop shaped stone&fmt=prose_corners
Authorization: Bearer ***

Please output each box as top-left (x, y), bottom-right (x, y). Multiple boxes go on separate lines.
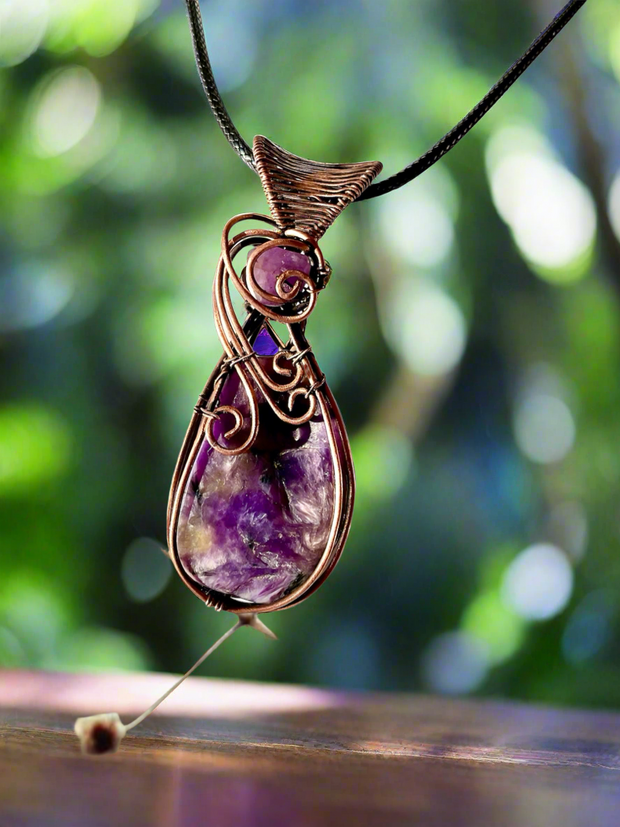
top-left (176, 333), bottom-right (348, 606)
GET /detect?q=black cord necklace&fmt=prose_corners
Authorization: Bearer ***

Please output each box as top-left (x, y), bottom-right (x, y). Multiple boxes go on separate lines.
top-left (75, 0), bottom-right (588, 754)
top-left (183, 0), bottom-right (588, 199)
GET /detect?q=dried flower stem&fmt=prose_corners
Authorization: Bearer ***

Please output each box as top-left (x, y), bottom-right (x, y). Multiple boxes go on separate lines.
top-left (125, 618), bottom-right (242, 730)
top-left (75, 613), bottom-right (276, 754)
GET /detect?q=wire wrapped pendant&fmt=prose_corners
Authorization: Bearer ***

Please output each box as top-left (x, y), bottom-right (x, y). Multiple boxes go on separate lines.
top-left (167, 137), bottom-right (382, 613)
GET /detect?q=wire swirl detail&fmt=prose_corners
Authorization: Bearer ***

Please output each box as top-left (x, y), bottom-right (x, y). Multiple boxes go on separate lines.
top-left (202, 213), bottom-right (329, 455)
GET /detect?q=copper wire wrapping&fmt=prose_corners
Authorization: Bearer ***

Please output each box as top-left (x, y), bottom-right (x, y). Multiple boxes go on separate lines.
top-left (202, 212), bottom-right (325, 456)
top-left (166, 213), bottom-right (354, 612)
top-left (253, 136), bottom-right (383, 239)
top-left (166, 137), bottom-right (383, 612)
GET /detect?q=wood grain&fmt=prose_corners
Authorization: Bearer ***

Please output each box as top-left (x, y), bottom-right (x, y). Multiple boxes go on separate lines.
top-left (0, 669), bottom-right (619, 826)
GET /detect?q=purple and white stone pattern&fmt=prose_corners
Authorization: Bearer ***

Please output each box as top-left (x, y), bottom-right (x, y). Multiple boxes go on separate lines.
top-left (176, 344), bottom-right (341, 605)
top-left (251, 246), bottom-right (311, 307)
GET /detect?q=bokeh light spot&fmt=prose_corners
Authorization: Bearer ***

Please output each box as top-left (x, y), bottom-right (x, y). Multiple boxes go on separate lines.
top-left (0, 264), bottom-right (74, 333)
top-left (377, 170), bottom-right (457, 268)
top-left (0, 404), bottom-right (72, 496)
top-left (58, 627), bottom-right (150, 672)
top-left (352, 425), bottom-right (413, 502)
top-left (31, 66), bottom-right (101, 157)
top-left (0, 572), bottom-right (70, 665)
top-left (422, 631), bottom-right (490, 695)
top-left (513, 393), bottom-right (576, 465)
top-left (384, 280), bottom-right (467, 376)
top-left (45, 0), bottom-right (156, 57)
top-left (461, 591), bottom-right (525, 664)
top-left (502, 543), bottom-right (573, 621)
top-left (121, 538), bottom-right (172, 603)
top-left (487, 126), bottom-right (596, 278)
top-left (0, 0), bottom-right (48, 67)
top-left (608, 171), bottom-right (620, 244)
top-left (152, 2), bottom-right (256, 93)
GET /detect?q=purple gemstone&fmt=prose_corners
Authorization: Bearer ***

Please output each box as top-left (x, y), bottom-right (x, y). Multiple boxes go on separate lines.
top-left (176, 343), bottom-right (343, 605)
top-left (254, 327), bottom-right (280, 356)
top-left (251, 246), bottom-right (311, 307)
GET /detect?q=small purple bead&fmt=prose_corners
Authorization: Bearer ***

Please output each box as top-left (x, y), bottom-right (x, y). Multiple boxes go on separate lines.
top-left (252, 246), bottom-right (311, 307)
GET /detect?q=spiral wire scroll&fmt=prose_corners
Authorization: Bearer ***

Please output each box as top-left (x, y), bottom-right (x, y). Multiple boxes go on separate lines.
top-left (199, 213), bottom-right (329, 456)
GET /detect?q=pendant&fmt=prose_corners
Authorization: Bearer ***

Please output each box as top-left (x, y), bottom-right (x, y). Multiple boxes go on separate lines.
top-left (166, 137), bottom-right (382, 613)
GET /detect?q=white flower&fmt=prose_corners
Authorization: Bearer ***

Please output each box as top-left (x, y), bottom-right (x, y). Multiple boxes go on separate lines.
top-left (74, 713), bottom-right (127, 755)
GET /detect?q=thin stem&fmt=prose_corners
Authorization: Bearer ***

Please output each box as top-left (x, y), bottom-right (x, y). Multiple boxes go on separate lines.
top-left (125, 619), bottom-right (242, 731)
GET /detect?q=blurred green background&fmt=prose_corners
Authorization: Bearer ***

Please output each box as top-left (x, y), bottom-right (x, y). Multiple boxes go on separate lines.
top-left (1, 0), bottom-right (620, 708)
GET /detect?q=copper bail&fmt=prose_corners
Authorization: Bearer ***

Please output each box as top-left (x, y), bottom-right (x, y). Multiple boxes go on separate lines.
top-left (253, 136), bottom-right (383, 240)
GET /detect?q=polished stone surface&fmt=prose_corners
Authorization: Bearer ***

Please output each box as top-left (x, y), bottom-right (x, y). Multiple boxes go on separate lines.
top-left (177, 339), bottom-right (336, 605)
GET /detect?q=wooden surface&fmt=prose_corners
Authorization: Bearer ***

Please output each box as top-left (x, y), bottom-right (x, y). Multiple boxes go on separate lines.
top-left (1, 670), bottom-right (620, 826)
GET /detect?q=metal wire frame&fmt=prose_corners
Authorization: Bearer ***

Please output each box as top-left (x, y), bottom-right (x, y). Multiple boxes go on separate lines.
top-left (166, 137), bottom-right (383, 612)
top-left (202, 214), bottom-right (325, 455)
top-left (166, 311), bottom-right (355, 615)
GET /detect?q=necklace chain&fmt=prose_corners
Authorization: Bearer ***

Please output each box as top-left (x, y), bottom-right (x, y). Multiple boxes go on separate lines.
top-left (183, 0), bottom-right (587, 201)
